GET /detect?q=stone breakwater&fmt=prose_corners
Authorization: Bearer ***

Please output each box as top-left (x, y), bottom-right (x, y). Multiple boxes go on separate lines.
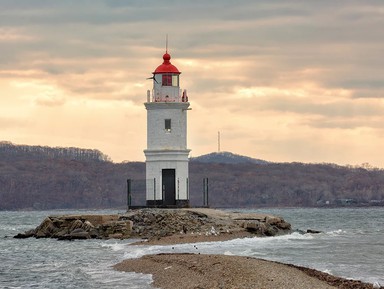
top-left (14, 208), bottom-right (292, 241)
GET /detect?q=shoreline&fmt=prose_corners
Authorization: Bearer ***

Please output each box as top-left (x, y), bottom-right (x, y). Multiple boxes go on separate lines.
top-left (114, 253), bottom-right (381, 289)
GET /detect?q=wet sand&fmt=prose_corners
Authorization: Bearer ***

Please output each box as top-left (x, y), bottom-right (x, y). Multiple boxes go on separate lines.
top-left (115, 253), bottom-right (378, 289)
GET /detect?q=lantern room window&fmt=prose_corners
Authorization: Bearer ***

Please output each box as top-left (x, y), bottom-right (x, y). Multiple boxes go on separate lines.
top-left (162, 74), bottom-right (179, 87)
top-left (172, 75), bottom-right (179, 86)
top-left (162, 74), bottom-right (172, 86)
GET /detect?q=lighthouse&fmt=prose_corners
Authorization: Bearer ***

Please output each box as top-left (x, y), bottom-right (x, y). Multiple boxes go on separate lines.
top-left (144, 49), bottom-right (190, 207)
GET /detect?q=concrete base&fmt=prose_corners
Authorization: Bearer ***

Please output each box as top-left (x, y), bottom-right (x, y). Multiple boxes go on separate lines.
top-left (146, 200), bottom-right (190, 208)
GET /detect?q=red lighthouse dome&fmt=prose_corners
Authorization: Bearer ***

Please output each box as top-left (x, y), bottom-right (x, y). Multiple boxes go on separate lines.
top-left (153, 52), bottom-right (181, 74)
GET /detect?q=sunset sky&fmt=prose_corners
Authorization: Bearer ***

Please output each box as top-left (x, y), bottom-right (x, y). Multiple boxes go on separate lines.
top-left (1, 1), bottom-right (384, 167)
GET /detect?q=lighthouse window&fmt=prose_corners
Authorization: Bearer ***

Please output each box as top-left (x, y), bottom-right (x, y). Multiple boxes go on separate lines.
top-left (162, 74), bottom-right (172, 86)
top-left (162, 74), bottom-right (179, 87)
top-left (165, 119), bottom-right (171, 132)
top-left (172, 75), bottom-right (179, 86)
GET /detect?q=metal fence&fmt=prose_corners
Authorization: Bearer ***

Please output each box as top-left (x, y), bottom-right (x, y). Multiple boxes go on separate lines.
top-left (126, 179), bottom-right (146, 209)
top-left (126, 177), bottom-right (209, 210)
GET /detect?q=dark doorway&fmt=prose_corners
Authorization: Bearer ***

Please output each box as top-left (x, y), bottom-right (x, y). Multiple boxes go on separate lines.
top-left (162, 169), bottom-right (176, 206)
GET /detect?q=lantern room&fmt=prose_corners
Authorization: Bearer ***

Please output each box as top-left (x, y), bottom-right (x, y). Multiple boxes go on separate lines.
top-left (147, 52), bottom-right (188, 103)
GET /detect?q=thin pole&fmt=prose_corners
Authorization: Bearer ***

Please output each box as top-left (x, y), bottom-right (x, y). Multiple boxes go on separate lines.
top-left (203, 178), bottom-right (206, 207)
top-left (177, 178), bottom-right (180, 200)
top-left (166, 34), bottom-right (168, 53)
top-left (127, 179), bottom-right (131, 211)
top-left (218, 131), bottom-right (221, 152)
top-left (206, 178), bottom-right (209, 207)
top-left (153, 178), bottom-right (156, 207)
top-left (186, 178), bottom-right (189, 200)
top-left (203, 178), bottom-right (209, 207)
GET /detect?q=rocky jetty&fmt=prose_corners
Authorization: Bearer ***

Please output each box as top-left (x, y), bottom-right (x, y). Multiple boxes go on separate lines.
top-left (14, 208), bottom-right (292, 242)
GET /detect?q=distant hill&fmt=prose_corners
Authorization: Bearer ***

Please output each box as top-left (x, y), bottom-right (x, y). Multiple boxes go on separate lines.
top-left (191, 152), bottom-right (269, 165)
top-left (1, 141), bottom-right (384, 210)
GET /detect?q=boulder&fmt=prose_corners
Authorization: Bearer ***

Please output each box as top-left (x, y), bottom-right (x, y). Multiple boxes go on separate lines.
top-left (83, 220), bottom-right (95, 231)
top-left (58, 228), bottom-right (91, 240)
top-left (306, 229), bottom-right (322, 234)
top-left (14, 229), bottom-right (36, 239)
top-left (69, 219), bottom-right (84, 232)
top-left (264, 225), bottom-right (278, 236)
top-left (244, 221), bottom-right (261, 232)
top-left (35, 217), bottom-right (59, 238)
top-left (69, 228), bottom-right (91, 239)
top-left (265, 216), bottom-right (291, 231)
top-left (265, 216), bottom-right (282, 225)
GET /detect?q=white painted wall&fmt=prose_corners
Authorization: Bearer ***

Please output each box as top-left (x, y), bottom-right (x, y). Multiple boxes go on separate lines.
top-left (144, 150), bottom-right (190, 201)
top-left (144, 102), bottom-right (191, 203)
top-left (145, 102), bottom-right (190, 150)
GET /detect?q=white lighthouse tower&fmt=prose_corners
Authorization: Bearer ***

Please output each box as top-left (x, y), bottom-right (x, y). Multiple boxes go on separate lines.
top-left (144, 49), bottom-right (190, 207)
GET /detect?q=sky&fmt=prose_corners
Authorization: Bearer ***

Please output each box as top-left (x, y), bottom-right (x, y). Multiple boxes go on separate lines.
top-left (1, 0), bottom-right (384, 167)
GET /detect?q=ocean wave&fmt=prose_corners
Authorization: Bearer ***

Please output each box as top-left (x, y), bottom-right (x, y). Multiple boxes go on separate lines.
top-left (101, 242), bottom-right (128, 252)
top-left (322, 268), bottom-right (333, 275)
top-left (326, 229), bottom-right (347, 236)
top-left (119, 232), bottom-right (317, 261)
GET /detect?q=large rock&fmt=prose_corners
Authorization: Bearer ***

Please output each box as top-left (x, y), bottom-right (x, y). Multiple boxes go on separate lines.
top-left (35, 217), bottom-right (60, 238)
top-left (14, 214), bottom-right (132, 240)
top-left (58, 228), bottom-right (91, 240)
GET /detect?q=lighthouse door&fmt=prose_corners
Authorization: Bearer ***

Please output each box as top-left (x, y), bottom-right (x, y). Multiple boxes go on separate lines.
top-left (162, 169), bottom-right (176, 206)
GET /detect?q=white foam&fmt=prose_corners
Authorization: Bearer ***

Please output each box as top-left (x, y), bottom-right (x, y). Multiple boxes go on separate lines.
top-left (85, 261), bottom-right (153, 289)
top-left (322, 268), bottom-right (333, 275)
top-left (101, 243), bottom-right (127, 252)
top-left (117, 232), bottom-right (317, 263)
top-left (326, 229), bottom-right (347, 236)
top-left (122, 244), bottom-right (173, 259)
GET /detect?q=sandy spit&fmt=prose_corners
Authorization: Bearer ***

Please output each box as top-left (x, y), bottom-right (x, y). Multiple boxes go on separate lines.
top-left (114, 253), bottom-right (379, 289)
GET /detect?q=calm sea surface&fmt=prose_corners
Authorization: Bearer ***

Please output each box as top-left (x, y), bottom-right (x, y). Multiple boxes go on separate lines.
top-left (0, 207), bottom-right (383, 288)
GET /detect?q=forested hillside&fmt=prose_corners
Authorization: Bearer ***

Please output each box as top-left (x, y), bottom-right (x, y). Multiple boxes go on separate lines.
top-left (189, 161), bottom-right (384, 207)
top-left (0, 142), bottom-right (144, 210)
top-left (1, 142), bottom-right (384, 210)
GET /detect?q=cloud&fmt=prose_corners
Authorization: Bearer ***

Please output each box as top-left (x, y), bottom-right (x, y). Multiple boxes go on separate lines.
top-left (1, 0), bottom-right (384, 166)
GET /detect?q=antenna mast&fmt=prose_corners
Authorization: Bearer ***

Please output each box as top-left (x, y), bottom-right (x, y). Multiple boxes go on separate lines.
top-left (166, 34), bottom-right (168, 53)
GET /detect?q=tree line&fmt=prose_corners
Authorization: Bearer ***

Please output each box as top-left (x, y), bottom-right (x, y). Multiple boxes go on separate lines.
top-left (0, 141), bottom-right (110, 162)
top-left (1, 142), bottom-right (383, 210)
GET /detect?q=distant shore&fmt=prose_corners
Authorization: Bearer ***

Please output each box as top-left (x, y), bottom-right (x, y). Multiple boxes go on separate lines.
top-left (115, 253), bottom-right (380, 289)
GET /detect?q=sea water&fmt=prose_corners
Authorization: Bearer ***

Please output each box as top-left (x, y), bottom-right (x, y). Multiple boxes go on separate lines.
top-left (0, 207), bottom-right (383, 288)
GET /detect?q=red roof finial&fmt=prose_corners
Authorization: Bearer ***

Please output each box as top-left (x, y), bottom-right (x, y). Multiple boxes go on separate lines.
top-left (163, 52), bottom-right (171, 63)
